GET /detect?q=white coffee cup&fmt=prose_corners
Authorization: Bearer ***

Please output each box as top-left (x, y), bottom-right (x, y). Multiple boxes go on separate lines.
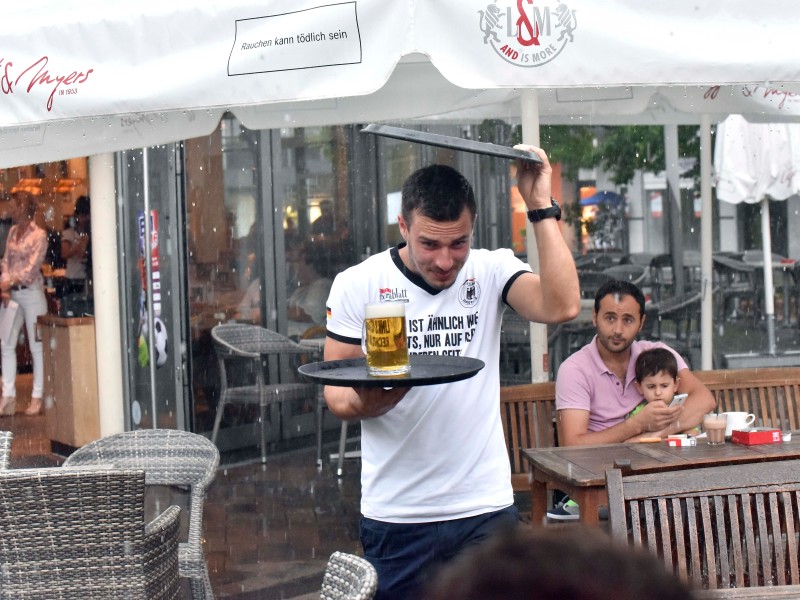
top-left (721, 411), bottom-right (755, 437)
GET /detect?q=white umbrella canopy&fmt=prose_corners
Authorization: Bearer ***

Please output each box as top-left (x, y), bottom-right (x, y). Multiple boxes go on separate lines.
top-left (714, 114), bottom-right (800, 355)
top-left (3, 0), bottom-right (800, 167)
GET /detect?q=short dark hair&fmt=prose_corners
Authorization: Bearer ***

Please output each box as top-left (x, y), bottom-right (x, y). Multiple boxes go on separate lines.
top-left (401, 164), bottom-right (476, 226)
top-left (73, 195), bottom-right (90, 216)
top-left (635, 348), bottom-right (678, 383)
top-left (594, 279), bottom-right (646, 317)
top-left (422, 526), bottom-right (693, 600)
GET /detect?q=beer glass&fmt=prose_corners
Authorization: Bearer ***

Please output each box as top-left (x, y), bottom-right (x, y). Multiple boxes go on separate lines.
top-left (362, 301), bottom-right (410, 377)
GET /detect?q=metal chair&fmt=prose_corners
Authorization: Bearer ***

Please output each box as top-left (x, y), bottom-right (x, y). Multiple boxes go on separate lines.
top-left (619, 252), bottom-right (655, 267)
top-left (602, 263), bottom-right (648, 286)
top-left (296, 325), bottom-right (334, 470)
top-left (577, 269), bottom-right (613, 299)
top-left (210, 323), bottom-right (318, 463)
top-left (0, 467), bottom-right (181, 599)
top-left (320, 551), bottom-right (378, 600)
top-left (0, 430), bottom-right (12, 468)
top-left (63, 429), bottom-right (219, 600)
top-left (646, 289), bottom-right (704, 366)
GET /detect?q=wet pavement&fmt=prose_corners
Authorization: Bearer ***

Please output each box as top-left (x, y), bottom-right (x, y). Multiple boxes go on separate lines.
top-left (3, 376), bottom-right (363, 599)
top-left (205, 448), bottom-right (363, 599)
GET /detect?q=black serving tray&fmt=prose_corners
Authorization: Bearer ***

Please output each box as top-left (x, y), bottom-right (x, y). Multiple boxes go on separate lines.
top-left (361, 124), bottom-right (541, 162)
top-left (297, 355), bottom-right (485, 388)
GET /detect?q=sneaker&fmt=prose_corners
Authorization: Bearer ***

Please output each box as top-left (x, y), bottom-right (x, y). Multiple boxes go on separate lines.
top-left (547, 497), bottom-right (580, 521)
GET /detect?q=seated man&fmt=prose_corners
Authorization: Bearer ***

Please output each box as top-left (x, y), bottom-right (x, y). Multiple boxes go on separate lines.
top-left (550, 279), bottom-right (716, 520)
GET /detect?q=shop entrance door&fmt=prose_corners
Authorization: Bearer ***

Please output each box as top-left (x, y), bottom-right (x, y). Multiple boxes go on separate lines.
top-left (116, 145), bottom-right (189, 430)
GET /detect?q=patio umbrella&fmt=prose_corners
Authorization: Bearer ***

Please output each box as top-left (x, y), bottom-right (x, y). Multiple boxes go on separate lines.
top-left (3, 1), bottom-right (800, 167)
top-left (714, 114), bottom-right (800, 355)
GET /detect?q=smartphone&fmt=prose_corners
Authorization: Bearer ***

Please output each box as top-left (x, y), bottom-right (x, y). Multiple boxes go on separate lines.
top-left (669, 393), bottom-right (688, 407)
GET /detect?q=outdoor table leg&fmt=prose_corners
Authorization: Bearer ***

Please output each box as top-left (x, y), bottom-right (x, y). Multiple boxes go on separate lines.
top-left (529, 470), bottom-right (548, 527)
top-left (574, 487), bottom-right (606, 527)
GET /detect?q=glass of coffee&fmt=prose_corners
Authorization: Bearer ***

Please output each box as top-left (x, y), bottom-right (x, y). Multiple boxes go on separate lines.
top-left (362, 301), bottom-right (410, 377)
top-left (703, 413), bottom-right (727, 445)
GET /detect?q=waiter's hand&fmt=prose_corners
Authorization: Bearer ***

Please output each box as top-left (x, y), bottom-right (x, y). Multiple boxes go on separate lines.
top-left (513, 145), bottom-right (553, 211)
top-left (0, 291), bottom-right (10, 307)
top-left (351, 385), bottom-right (409, 418)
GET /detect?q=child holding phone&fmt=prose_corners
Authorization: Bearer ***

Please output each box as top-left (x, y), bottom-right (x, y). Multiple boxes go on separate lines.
top-left (627, 348), bottom-right (699, 436)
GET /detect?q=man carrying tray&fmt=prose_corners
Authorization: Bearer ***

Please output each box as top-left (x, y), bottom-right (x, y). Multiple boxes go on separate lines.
top-left (323, 146), bottom-right (580, 600)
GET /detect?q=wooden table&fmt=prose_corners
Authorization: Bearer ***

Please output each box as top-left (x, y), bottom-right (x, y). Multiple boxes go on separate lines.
top-left (522, 436), bottom-right (800, 527)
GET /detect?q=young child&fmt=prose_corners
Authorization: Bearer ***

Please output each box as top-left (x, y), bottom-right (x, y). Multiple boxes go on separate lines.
top-left (629, 348), bottom-right (698, 436)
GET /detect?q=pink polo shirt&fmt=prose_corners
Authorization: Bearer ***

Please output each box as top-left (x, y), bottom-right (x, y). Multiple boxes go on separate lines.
top-left (555, 337), bottom-right (688, 432)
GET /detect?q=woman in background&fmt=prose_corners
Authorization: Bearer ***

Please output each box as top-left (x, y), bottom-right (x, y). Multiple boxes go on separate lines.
top-left (0, 191), bottom-right (48, 416)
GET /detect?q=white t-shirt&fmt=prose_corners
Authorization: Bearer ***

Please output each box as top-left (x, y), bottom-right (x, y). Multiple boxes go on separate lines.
top-left (326, 244), bottom-right (531, 523)
top-left (62, 227), bottom-right (87, 280)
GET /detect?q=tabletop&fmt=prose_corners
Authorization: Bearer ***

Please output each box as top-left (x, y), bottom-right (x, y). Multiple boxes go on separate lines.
top-left (521, 436), bottom-right (800, 526)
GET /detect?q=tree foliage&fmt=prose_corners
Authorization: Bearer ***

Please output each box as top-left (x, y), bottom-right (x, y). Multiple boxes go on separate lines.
top-left (508, 123), bottom-right (702, 185)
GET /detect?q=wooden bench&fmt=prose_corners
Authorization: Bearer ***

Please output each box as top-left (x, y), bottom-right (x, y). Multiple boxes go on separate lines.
top-left (499, 382), bottom-right (556, 492)
top-left (499, 367), bottom-right (800, 493)
top-left (606, 459), bottom-right (800, 593)
top-left (695, 367), bottom-right (800, 430)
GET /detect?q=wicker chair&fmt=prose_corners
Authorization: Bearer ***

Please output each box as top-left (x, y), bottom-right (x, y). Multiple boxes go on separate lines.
top-left (62, 429), bottom-right (219, 600)
top-left (210, 322), bottom-right (318, 463)
top-left (320, 551), bottom-right (378, 600)
top-left (0, 467), bottom-right (181, 599)
top-left (0, 430), bottom-right (12, 468)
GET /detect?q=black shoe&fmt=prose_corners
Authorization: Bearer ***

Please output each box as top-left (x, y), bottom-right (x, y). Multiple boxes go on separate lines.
top-left (546, 497), bottom-right (580, 521)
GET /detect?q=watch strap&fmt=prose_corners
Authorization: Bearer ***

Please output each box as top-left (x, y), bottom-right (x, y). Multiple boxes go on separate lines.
top-left (527, 198), bottom-right (561, 223)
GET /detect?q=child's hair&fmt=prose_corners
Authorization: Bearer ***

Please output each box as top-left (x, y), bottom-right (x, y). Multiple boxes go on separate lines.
top-left (635, 348), bottom-right (678, 383)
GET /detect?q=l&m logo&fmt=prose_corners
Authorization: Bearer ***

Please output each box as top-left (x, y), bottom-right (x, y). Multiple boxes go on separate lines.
top-left (478, 0), bottom-right (577, 67)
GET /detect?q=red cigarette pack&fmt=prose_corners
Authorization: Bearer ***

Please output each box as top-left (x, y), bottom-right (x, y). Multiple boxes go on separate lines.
top-left (730, 428), bottom-right (782, 445)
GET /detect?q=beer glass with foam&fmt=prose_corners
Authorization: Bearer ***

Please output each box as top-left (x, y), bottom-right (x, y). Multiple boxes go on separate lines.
top-left (362, 301), bottom-right (410, 377)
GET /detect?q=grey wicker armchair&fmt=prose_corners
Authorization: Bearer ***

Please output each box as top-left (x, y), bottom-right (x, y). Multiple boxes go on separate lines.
top-left (321, 551), bottom-right (378, 600)
top-left (62, 429), bottom-right (219, 600)
top-left (0, 430), bottom-right (12, 468)
top-left (0, 467), bottom-right (181, 599)
top-left (210, 323), bottom-right (319, 463)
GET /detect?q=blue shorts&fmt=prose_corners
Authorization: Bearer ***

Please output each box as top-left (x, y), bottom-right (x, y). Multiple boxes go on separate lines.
top-left (360, 505), bottom-right (519, 600)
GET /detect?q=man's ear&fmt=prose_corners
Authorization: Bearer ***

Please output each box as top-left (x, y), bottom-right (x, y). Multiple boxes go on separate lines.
top-left (398, 214), bottom-right (409, 241)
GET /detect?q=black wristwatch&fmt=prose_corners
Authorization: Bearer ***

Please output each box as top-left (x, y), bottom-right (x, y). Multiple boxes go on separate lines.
top-left (527, 198), bottom-right (562, 223)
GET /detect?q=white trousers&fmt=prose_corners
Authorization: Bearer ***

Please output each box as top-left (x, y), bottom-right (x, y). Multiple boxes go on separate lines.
top-left (1, 288), bottom-right (47, 399)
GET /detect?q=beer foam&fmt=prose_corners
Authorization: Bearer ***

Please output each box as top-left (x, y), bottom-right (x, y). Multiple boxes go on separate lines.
top-left (365, 302), bottom-right (405, 319)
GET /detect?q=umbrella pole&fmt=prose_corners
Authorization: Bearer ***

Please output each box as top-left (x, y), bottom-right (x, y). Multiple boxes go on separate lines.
top-left (700, 115), bottom-right (713, 369)
top-left (761, 197), bottom-right (777, 355)
top-left (520, 89), bottom-right (548, 382)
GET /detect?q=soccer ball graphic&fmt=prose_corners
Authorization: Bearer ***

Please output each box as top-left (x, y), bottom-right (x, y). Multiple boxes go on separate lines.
top-left (152, 318), bottom-right (168, 367)
top-left (141, 316), bottom-right (169, 368)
